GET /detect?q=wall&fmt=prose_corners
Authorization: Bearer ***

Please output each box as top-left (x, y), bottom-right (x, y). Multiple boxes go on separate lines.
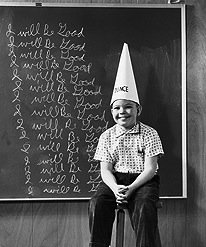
top-left (0, 0), bottom-right (206, 246)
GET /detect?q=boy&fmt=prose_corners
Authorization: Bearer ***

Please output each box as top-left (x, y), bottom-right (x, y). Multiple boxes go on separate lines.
top-left (88, 43), bottom-right (164, 247)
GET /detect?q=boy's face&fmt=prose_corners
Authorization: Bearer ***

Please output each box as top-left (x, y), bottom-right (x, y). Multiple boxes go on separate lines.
top-left (111, 99), bottom-right (140, 130)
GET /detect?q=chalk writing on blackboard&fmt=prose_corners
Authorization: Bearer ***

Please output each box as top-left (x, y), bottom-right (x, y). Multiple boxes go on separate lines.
top-left (6, 21), bottom-right (108, 198)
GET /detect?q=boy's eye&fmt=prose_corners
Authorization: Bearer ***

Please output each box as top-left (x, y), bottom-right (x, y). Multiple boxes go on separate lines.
top-left (113, 107), bottom-right (120, 110)
top-left (126, 105), bottom-right (133, 109)
top-left (113, 105), bottom-right (134, 109)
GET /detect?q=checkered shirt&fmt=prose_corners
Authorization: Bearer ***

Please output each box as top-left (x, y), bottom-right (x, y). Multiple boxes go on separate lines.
top-left (94, 122), bottom-right (164, 173)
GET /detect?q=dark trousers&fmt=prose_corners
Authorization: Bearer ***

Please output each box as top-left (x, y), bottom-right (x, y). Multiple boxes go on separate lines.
top-left (88, 172), bottom-right (160, 247)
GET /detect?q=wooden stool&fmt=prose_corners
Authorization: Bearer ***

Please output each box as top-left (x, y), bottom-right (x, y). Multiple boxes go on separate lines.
top-left (116, 204), bottom-right (127, 247)
top-left (115, 202), bottom-right (163, 247)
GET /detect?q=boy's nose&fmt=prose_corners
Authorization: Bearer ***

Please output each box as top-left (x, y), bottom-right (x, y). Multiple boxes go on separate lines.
top-left (119, 107), bottom-right (125, 113)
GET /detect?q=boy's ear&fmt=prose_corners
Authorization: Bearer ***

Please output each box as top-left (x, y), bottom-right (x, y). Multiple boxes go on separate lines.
top-left (137, 105), bottom-right (142, 116)
top-left (111, 105), bottom-right (113, 114)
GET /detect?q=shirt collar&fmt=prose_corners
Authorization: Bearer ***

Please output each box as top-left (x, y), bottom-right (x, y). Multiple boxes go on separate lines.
top-left (115, 122), bottom-right (140, 138)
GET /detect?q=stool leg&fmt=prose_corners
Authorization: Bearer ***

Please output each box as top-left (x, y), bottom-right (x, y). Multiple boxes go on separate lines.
top-left (116, 209), bottom-right (125, 247)
top-left (156, 227), bottom-right (162, 247)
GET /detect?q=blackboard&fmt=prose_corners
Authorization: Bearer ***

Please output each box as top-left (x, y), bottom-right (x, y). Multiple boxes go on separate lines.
top-left (0, 4), bottom-right (186, 200)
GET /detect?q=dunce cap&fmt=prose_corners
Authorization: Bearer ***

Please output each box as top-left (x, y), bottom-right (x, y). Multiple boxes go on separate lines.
top-left (110, 43), bottom-right (140, 105)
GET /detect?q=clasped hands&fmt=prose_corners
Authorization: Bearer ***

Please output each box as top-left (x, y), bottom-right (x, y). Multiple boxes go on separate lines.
top-left (114, 184), bottom-right (132, 205)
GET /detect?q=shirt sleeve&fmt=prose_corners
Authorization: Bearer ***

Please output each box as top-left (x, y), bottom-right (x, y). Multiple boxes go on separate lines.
top-left (144, 128), bottom-right (164, 158)
top-left (94, 132), bottom-right (113, 163)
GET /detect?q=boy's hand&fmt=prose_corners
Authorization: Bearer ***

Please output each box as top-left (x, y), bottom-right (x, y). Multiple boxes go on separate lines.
top-left (114, 185), bottom-right (129, 204)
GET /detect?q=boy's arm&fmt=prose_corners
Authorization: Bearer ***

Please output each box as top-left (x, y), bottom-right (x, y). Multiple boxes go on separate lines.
top-left (126, 155), bottom-right (158, 198)
top-left (100, 161), bottom-right (128, 203)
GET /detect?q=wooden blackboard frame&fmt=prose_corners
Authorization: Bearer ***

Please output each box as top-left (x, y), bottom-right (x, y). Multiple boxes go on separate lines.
top-left (0, 3), bottom-right (186, 200)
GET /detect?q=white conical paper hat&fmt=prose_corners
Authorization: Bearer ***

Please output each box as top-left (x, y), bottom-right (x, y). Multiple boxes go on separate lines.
top-left (110, 43), bottom-right (140, 105)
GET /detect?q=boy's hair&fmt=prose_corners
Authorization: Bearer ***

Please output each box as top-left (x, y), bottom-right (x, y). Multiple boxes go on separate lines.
top-left (111, 101), bottom-right (141, 109)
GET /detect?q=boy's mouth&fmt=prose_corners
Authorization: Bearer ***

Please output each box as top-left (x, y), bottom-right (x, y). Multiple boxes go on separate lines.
top-left (118, 115), bottom-right (130, 120)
